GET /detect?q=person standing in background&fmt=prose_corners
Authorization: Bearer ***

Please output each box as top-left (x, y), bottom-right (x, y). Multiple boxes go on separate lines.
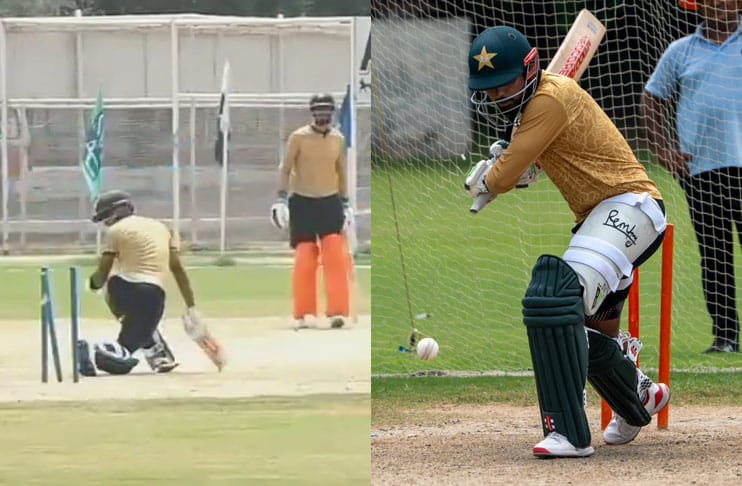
top-left (270, 94), bottom-right (354, 330)
top-left (642, 0), bottom-right (741, 353)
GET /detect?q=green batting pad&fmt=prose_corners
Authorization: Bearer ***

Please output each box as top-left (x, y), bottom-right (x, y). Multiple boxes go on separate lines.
top-left (522, 255), bottom-right (591, 448)
top-left (587, 330), bottom-right (651, 427)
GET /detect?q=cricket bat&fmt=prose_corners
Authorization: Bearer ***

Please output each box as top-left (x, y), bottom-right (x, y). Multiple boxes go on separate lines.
top-left (470, 9), bottom-right (607, 214)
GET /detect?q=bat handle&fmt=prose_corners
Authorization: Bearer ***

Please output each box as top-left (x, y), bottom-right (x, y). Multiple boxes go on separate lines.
top-left (470, 193), bottom-right (494, 214)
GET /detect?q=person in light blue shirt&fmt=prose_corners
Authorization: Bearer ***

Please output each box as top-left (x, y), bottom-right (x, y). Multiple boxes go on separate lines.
top-left (643, 1), bottom-right (741, 353)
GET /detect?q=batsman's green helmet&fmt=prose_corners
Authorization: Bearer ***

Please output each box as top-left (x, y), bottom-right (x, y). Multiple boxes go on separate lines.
top-left (468, 26), bottom-right (535, 91)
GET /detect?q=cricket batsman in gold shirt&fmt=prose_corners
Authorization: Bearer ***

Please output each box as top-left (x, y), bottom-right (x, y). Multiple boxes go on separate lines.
top-left (270, 94), bottom-right (352, 330)
top-left (463, 26), bottom-right (670, 458)
top-left (77, 190), bottom-right (224, 376)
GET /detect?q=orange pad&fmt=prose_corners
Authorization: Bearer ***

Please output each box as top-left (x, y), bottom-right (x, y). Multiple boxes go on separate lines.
top-left (293, 242), bottom-right (319, 318)
top-left (320, 234), bottom-right (350, 317)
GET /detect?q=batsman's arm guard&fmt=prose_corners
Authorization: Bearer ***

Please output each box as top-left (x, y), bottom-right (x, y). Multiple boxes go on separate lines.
top-left (182, 307), bottom-right (226, 371)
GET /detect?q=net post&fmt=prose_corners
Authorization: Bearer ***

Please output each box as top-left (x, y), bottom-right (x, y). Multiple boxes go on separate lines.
top-left (0, 19), bottom-right (9, 253)
top-left (658, 224), bottom-right (674, 429)
top-left (602, 267), bottom-right (640, 429)
top-left (600, 400), bottom-right (612, 430)
top-left (75, 8), bottom-right (86, 247)
top-left (189, 97), bottom-right (197, 245)
top-left (170, 19), bottom-right (181, 237)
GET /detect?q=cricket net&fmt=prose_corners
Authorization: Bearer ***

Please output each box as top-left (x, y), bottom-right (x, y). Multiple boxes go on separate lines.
top-left (372, 0), bottom-right (735, 375)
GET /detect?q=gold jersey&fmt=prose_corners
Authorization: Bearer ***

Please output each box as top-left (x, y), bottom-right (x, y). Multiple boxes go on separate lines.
top-left (485, 71), bottom-right (662, 223)
top-left (102, 215), bottom-right (179, 289)
top-left (279, 124), bottom-right (346, 198)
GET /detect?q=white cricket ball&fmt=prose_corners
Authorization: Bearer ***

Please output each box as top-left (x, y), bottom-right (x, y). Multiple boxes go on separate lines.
top-left (416, 337), bottom-right (439, 361)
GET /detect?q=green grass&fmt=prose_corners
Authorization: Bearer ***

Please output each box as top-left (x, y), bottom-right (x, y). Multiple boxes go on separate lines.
top-left (372, 157), bottom-right (742, 374)
top-left (0, 395), bottom-right (370, 485)
top-left (371, 373), bottom-right (741, 426)
top-left (0, 260), bottom-right (370, 320)
top-left (0, 257), bottom-right (371, 483)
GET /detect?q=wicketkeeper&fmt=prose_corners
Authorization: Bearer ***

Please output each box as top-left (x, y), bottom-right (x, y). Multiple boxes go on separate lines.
top-left (77, 190), bottom-right (224, 376)
top-left (464, 27), bottom-right (670, 457)
top-left (271, 93), bottom-right (353, 329)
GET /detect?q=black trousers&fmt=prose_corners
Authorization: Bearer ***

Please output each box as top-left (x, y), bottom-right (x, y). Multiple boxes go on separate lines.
top-left (107, 276), bottom-right (166, 353)
top-left (680, 167), bottom-right (741, 349)
top-left (288, 193), bottom-right (344, 248)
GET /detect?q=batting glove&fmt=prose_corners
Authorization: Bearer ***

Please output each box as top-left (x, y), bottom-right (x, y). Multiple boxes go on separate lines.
top-left (464, 140), bottom-right (509, 197)
top-left (487, 139), bottom-right (509, 160)
top-left (270, 191), bottom-right (290, 230)
top-left (464, 159), bottom-right (492, 197)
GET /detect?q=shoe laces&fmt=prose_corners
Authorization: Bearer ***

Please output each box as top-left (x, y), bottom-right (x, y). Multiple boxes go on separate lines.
top-left (637, 373), bottom-right (653, 404)
top-left (617, 331), bottom-right (643, 366)
top-left (613, 331), bottom-right (653, 401)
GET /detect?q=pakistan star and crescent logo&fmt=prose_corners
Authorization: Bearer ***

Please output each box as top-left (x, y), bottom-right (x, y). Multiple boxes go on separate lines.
top-left (474, 46), bottom-right (496, 71)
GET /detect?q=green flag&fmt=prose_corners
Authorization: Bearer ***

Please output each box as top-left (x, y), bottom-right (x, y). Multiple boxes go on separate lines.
top-left (83, 89), bottom-right (104, 201)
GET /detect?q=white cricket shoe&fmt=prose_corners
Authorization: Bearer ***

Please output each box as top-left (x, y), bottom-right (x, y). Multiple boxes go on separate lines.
top-left (533, 432), bottom-right (595, 458)
top-left (604, 381), bottom-right (670, 445)
top-left (329, 315), bottom-right (346, 329)
top-left (293, 314), bottom-right (317, 331)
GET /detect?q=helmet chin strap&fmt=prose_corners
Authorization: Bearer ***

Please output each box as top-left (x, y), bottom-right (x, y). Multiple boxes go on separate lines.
top-left (311, 120), bottom-right (331, 134)
top-left (472, 69), bottom-right (541, 131)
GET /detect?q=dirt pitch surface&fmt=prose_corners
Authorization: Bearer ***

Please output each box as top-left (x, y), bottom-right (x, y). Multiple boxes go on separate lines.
top-left (372, 403), bottom-right (742, 485)
top-left (0, 316), bottom-right (370, 402)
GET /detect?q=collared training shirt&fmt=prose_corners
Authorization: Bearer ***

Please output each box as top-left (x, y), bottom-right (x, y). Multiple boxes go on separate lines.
top-left (103, 215), bottom-right (179, 290)
top-left (485, 71), bottom-right (661, 224)
top-left (644, 18), bottom-right (742, 176)
top-left (279, 124), bottom-right (346, 198)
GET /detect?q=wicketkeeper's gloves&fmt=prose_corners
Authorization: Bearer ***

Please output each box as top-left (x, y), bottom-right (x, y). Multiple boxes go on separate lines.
top-left (270, 190), bottom-right (290, 230)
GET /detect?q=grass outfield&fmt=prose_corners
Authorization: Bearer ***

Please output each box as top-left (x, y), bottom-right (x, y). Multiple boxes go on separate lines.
top-left (0, 259), bottom-right (370, 320)
top-left (0, 395), bottom-right (370, 484)
top-left (371, 373), bottom-right (741, 426)
top-left (0, 258), bottom-right (371, 483)
top-left (372, 157), bottom-right (742, 374)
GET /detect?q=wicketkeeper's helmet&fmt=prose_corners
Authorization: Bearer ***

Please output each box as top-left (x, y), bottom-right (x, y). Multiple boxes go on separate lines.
top-left (92, 189), bottom-right (133, 223)
top-left (309, 93), bottom-right (335, 127)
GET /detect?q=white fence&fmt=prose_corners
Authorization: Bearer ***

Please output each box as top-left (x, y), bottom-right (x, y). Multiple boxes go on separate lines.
top-left (0, 13), bottom-right (371, 253)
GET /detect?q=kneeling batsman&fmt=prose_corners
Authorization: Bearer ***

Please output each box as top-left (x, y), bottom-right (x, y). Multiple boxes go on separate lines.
top-left (77, 190), bottom-right (225, 377)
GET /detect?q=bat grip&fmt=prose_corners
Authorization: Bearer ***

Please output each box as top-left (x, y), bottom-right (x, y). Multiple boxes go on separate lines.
top-left (470, 193), bottom-right (493, 214)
